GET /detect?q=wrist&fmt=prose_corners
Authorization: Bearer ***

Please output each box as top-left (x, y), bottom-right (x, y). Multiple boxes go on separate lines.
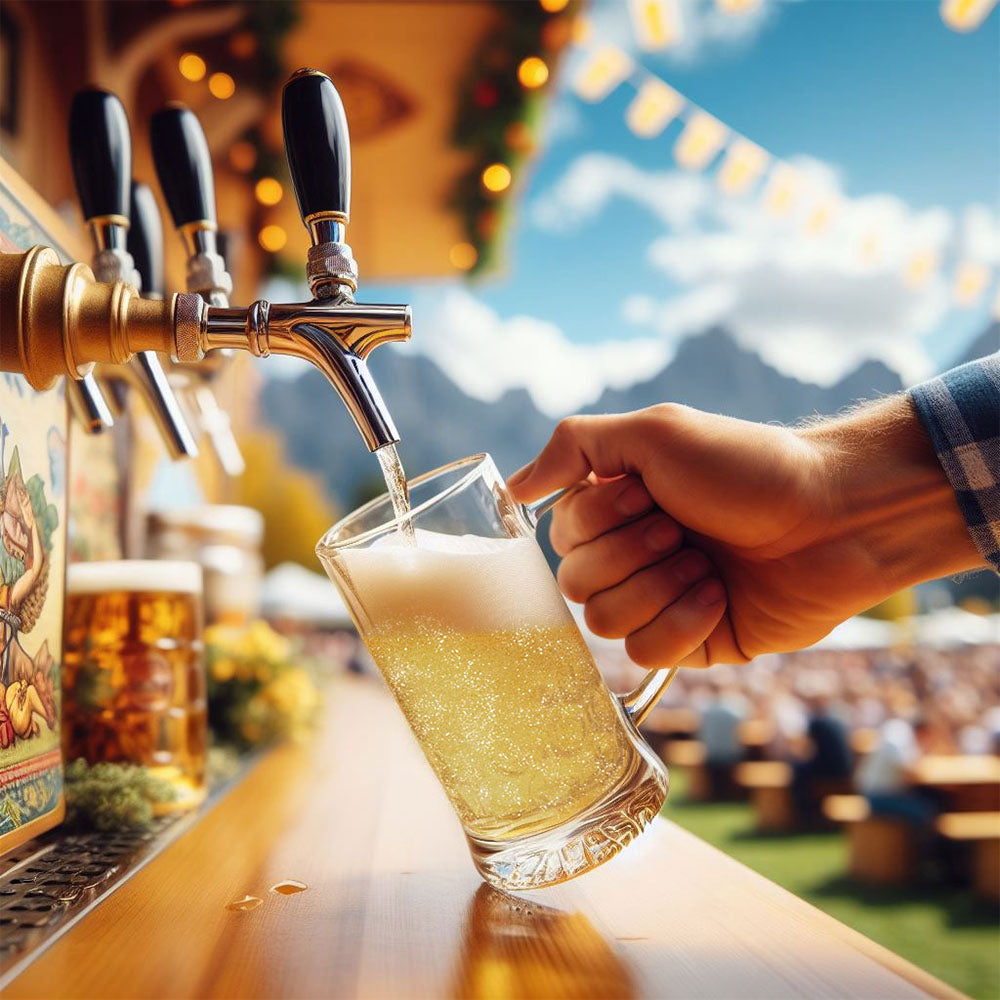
top-left (799, 395), bottom-right (984, 590)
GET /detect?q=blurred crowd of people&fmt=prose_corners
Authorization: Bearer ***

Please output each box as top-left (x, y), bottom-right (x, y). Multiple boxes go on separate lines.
top-left (647, 642), bottom-right (1000, 824)
top-left (673, 644), bottom-right (1000, 756)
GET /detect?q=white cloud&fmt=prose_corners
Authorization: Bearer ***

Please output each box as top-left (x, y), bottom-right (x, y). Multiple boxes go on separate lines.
top-left (532, 152), bottom-right (709, 232)
top-left (533, 150), bottom-right (995, 387)
top-left (405, 286), bottom-right (669, 416)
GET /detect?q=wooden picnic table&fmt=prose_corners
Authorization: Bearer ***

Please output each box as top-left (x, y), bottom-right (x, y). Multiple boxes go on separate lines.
top-left (911, 754), bottom-right (1000, 813)
top-left (6, 678), bottom-right (962, 1000)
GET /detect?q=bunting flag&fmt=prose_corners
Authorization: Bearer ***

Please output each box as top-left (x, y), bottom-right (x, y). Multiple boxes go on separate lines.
top-left (568, 41), bottom-right (997, 313)
top-left (953, 260), bottom-right (990, 306)
top-left (716, 0), bottom-right (763, 12)
top-left (626, 78), bottom-right (684, 138)
top-left (940, 0), bottom-right (999, 31)
top-left (573, 46), bottom-right (634, 102)
top-left (803, 193), bottom-right (839, 236)
top-left (717, 138), bottom-right (770, 195)
top-left (674, 111), bottom-right (727, 170)
top-left (904, 250), bottom-right (939, 289)
top-left (762, 164), bottom-right (801, 217)
top-left (628, 0), bottom-right (684, 50)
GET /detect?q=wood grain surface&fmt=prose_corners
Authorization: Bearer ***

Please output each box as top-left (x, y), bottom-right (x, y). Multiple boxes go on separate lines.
top-left (7, 678), bottom-right (964, 1000)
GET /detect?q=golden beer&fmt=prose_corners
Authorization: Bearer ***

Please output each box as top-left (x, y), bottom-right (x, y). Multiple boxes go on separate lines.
top-left (338, 533), bottom-right (646, 838)
top-left (63, 561), bottom-right (207, 807)
top-left (318, 454), bottom-right (670, 890)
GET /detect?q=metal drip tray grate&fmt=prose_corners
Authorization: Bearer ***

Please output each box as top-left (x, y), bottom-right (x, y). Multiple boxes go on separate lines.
top-left (0, 815), bottom-right (199, 984)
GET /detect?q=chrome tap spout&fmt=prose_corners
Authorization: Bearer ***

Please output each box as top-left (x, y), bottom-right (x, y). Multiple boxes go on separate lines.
top-left (203, 299), bottom-right (411, 450)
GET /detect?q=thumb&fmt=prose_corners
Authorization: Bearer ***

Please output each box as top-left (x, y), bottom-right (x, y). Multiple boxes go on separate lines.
top-left (507, 413), bottom-right (658, 503)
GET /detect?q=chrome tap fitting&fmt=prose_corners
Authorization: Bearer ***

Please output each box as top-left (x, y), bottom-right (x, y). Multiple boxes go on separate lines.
top-left (69, 87), bottom-right (198, 458)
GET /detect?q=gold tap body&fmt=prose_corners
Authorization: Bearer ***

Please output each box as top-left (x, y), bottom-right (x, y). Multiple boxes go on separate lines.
top-left (1, 246), bottom-right (411, 450)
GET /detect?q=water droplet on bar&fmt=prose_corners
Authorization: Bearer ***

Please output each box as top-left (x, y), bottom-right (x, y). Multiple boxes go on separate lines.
top-left (269, 879), bottom-right (308, 895)
top-left (226, 895), bottom-right (262, 911)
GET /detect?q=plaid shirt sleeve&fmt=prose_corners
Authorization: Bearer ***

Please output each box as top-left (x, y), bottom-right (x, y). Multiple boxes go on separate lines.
top-left (908, 353), bottom-right (1000, 572)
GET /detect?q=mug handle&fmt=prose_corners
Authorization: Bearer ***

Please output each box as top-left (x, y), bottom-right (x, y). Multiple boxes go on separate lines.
top-left (525, 489), bottom-right (682, 728)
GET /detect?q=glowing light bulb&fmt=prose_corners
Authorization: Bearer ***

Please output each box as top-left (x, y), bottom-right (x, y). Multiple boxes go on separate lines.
top-left (178, 53), bottom-right (206, 82)
top-left (258, 225), bottom-right (287, 253)
top-left (209, 72), bottom-right (236, 100)
top-left (449, 243), bottom-right (478, 271)
top-left (517, 56), bottom-right (549, 89)
top-left (254, 177), bottom-right (283, 206)
top-left (481, 163), bottom-right (512, 193)
top-left (540, 0), bottom-right (570, 11)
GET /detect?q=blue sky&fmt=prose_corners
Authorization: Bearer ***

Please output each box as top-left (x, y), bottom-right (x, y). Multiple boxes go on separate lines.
top-left (361, 0), bottom-right (999, 414)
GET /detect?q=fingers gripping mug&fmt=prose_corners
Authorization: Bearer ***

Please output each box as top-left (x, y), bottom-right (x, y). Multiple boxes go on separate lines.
top-left (316, 455), bottom-right (676, 890)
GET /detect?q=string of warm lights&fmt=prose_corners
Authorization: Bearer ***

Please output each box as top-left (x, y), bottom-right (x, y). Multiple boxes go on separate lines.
top-left (175, 48), bottom-right (287, 252)
top-left (570, 6), bottom-right (1000, 319)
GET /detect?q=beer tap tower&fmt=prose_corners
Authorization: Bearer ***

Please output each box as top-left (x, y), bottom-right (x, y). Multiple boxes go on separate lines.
top-left (0, 69), bottom-right (410, 453)
top-left (67, 88), bottom-right (198, 461)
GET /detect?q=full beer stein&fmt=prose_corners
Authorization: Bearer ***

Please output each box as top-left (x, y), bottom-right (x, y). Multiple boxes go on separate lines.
top-left (63, 560), bottom-right (207, 811)
top-left (316, 455), bottom-right (676, 890)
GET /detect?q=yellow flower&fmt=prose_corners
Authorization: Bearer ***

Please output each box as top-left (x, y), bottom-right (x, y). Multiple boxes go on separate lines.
top-left (211, 657), bottom-right (237, 683)
top-left (248, 620), bottom-right (292, 662)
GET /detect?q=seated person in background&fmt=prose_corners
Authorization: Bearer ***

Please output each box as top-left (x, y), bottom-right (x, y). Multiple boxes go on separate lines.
top-left (856, 717), bottom-right (936, 825)
top-left (697, 679), bottom-right (749, 797)
top-left (791, 691), bottom-right (854, 823)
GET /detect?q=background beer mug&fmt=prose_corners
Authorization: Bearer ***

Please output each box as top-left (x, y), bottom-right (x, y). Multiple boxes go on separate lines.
top-left (63, 560), bottom-right (207, 811)
top-left (316, 454), bottom-right (677, 890)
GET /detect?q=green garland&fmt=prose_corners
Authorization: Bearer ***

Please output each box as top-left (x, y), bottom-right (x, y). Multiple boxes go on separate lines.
top-left (63, 760), bottom-right (177, 832)
top-left (450, 0), bottom-right (579, 274)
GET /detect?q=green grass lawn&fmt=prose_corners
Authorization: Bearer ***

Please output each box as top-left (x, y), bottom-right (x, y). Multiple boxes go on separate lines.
top-left (661, 773), bottom-right (1000, 999)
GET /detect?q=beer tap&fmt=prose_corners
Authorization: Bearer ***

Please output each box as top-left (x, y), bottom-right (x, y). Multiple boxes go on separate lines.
top-left (129, 168), bottom-right (244, 476)
top-left (66, 373), bottom-right (115, 434)
top-left (1, 70), bottom-right (410, 452)
top-left (150, 103), bottom-right (232, 310)
top-left (68, 88), bottom-right (198, 461)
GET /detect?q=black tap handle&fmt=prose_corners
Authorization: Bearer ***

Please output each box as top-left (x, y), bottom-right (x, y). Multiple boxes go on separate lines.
top-left (68, 88), bottom-right (131, 223)
top-left (282, 69), bottom-right (351, 225)
top-left (127, 181), bottom-right (165, 298)
top-left (150, 103), bottom-right (217, 228)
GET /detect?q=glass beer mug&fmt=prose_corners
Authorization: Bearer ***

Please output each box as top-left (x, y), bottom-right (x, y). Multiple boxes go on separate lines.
top-left (316, 455), bottom-right (676, 890)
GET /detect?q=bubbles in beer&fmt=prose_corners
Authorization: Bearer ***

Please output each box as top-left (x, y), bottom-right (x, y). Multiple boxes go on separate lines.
top-left (342, 531), bottom-right (635, 841)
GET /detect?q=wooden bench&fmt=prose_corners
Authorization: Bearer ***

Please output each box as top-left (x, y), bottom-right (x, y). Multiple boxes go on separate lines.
top-left (936, 811), bottom-right (1000, 902)
top-left (736, 761), bottom-right (794, 832)
top-left (738, 718), bottom-right (774, 761)
top-left (664, 739), bottom-right (711, 801)
top-left (823, 795), bottom-right (918, 887)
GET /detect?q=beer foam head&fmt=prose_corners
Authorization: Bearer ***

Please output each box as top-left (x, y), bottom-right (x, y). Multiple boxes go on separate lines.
top-left (67, 559), bottom-right (202, 595)
top-left (335, 530), bottom-right (572, 631)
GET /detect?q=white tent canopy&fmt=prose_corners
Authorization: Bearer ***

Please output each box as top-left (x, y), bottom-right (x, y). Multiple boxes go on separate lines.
top-left (811, 616), bottom-right (898, 651)
top-left (260, 562), bottom-right (353, 628)
top-left (911, 608), bottom-right (1000, 648)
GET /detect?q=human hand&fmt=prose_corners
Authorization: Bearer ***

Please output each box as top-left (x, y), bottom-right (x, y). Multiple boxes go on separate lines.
top-left (508, 398), bottom-right (982, 669)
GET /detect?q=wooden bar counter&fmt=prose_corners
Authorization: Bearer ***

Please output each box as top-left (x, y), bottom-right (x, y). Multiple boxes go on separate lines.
top-left (7, 679), bottom-right (960, 1000)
